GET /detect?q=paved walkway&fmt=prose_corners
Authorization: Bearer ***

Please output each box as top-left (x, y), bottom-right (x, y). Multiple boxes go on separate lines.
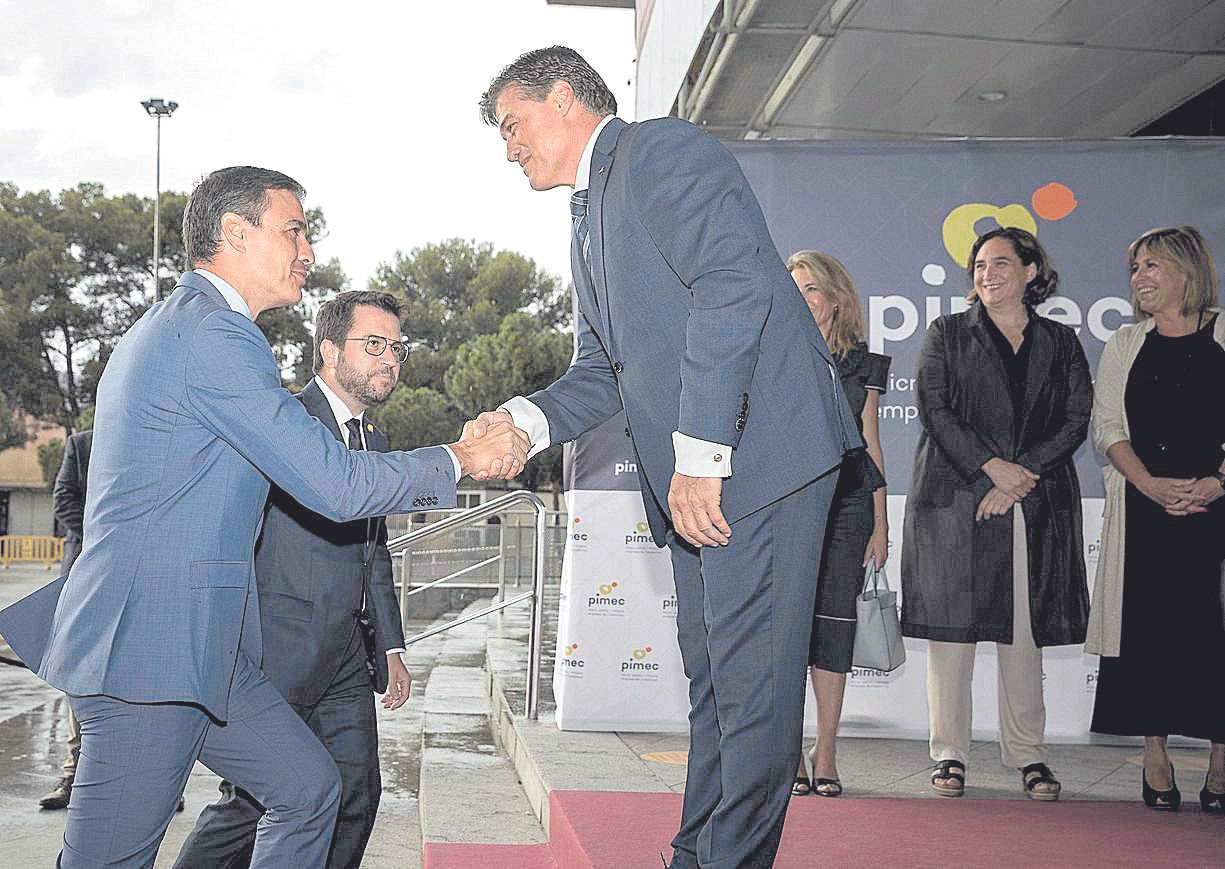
top-left (4, 564), bottom-right (1220, 868)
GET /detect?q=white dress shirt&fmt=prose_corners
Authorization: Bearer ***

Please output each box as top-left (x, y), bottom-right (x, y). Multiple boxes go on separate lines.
top-left (498, 117), bottom-right (735, 478)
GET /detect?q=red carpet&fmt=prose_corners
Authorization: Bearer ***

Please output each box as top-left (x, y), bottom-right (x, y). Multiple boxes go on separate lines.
top-left (427, 790), bottom-right (1225, 868)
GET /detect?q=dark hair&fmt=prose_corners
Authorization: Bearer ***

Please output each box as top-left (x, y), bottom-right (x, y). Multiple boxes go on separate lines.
top-left (1127, 225), bottom-right (1220, 320)
top-left (182, 166), bottom-right (306, 266)
top-left (312, 291), bottom-right (403, 373)
top-left (965, 227), bottom-right (1059, 305)
top-left (479, 45), bottom-right (616, 126)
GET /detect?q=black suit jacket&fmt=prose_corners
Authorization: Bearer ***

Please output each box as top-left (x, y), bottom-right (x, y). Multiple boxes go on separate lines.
top-left (255, 381), bottom-right (404, 704)
top-left (53, 430), bottom-right (92, 573)
top-left (902, 303), bottom-right (1091, 645)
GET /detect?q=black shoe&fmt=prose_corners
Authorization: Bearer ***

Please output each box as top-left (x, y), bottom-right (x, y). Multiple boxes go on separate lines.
top-left (38, 775), bottom-right (73, 810)
top-left (1142, 765), bottom-right (1181, 811)
top-left (1200, 777), bottom-right (1225, 815)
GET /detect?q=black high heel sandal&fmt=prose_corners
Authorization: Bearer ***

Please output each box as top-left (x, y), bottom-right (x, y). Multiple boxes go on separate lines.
top-left (1200, 776), bottom-right (1225, 815)
top-left (1142, 765), bottom-right (1181, 811)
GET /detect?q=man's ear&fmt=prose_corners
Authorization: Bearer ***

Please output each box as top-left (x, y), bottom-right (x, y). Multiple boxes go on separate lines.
top-left (551, 80), bottom-right (576, 116)
top-left (220, 212), bottom-right (247, 253)
top-left (320, 338), bottom-right (340, 371)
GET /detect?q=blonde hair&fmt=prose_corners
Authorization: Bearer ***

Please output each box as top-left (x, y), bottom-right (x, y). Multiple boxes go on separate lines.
top-left (1127, 226), bottom-right (1220, 320)
top-left (786, 250), bottom-right (865, 357)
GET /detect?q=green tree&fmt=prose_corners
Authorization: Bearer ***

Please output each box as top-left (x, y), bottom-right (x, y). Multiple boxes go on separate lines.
top-left (37, 438), bottom-right (65, 488)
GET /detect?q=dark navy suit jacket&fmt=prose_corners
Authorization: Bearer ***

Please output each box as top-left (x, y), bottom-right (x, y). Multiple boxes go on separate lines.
top-left (0, 271), bottom-right (454, 720)
top-left (528, 117), bottom-right (861, 542)
top-left (256, 380), bottom-right (404, 704)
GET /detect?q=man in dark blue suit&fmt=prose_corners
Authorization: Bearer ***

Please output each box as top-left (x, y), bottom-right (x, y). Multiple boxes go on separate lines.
top-left (0, 167), bottom-right (526, 867)
top-left (472, 48), bottom-right (860, 868)
top-left (176, 290), bottom-right (417, 868)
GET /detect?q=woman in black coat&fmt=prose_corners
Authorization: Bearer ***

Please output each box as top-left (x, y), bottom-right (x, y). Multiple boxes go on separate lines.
top-left (901, 227), bottom-right (1091, 801)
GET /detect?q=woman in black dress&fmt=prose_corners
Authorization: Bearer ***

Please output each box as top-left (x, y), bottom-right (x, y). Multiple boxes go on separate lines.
top-left (1088, 225), bottom-right (1225, 814)
top-left (787, 251), bottom-right (889, 797)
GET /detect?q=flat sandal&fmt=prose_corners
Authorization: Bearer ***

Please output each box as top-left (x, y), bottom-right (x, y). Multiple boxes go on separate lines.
top-left (932, 759), bottom-right (965, 797)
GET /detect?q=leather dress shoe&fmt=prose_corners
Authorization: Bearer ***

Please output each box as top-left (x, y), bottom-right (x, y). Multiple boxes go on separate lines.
top-left (39, 775), bottom-right (73, 810)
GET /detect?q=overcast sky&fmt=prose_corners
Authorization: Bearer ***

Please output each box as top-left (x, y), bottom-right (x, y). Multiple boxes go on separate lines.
top-left (1, 0), bottom-right (637, 289)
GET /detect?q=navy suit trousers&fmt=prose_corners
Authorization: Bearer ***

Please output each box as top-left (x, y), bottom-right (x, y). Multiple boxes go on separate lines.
top-left (668, 473), bottom-right (836, 869)
top-left (173, 630), bottom-right (379, 869)
top-left (62, 655), bottom-right (340, 868)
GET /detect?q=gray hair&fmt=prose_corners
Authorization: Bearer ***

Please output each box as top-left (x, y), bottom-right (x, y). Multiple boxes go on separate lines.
top-left (182, 166), bottom-right (306, 266)
top-left (479, 45), bottom-right (616, 126)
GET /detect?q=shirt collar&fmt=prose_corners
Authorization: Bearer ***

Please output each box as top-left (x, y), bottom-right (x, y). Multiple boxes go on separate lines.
top-left (193, 268), bottom-right (253, 320)
top-left (312, 375), bottom-right (365, 445)
top-left (574, 114), bottom-right (616, 192)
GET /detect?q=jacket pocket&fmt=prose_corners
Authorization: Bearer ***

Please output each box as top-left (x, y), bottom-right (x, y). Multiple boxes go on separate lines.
top-left (259, 591), bottom-right (314, 623)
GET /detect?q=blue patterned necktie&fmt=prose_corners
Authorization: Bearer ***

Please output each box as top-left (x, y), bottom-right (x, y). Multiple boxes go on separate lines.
top-left (570, 188), bottom-right (593, 280)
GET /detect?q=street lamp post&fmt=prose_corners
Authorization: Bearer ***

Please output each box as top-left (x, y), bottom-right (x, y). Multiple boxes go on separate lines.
top-left (141, 98), bottom-right (179, 301)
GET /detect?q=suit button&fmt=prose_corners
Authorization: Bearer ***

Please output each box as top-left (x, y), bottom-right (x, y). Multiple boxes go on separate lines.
top-left (734, 419), bottom-right (745, 432)
top-left (624, 427), bottom-right (631, 438)
top-left (613, 362), bottom-right (624, 374)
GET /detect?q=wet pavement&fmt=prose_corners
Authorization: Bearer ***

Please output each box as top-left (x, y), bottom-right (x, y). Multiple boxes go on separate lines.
top-left (0, 563), bottom-right (455, 868)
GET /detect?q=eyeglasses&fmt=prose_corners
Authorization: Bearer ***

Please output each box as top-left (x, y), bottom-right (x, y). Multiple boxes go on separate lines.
top-left (344, 335), bottom-right (409, 364)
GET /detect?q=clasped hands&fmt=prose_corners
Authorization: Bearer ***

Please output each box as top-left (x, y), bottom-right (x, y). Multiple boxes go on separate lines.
top-left (1138, 474), bottom-right (1224, 516)
top-left (976, 457), bottom-right (1039, 522)
top-left (450, 410), bottom-right (531, 481)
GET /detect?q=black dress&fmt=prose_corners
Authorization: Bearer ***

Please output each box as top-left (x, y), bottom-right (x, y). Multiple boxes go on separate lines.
top-left (1091, 315), bottom-right (1225, 740)
top-left (809, 342), bottom-right (890, 671)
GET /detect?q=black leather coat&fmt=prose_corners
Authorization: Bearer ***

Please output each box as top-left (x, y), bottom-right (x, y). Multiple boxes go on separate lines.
top-left (901, 303), bottom-right (1091, 646)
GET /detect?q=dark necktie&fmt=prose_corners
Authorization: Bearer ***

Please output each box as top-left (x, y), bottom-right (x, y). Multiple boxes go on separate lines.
top-left (570, 188), bottom-right (593, 280)
top-left (345, 417), bottom-right (365, 451)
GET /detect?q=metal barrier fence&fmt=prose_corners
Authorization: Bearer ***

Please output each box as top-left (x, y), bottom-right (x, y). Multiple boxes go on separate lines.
top-left (385, 492), bottom-right (566, 720)
top-left (0, 536), bottom-right (64, 568)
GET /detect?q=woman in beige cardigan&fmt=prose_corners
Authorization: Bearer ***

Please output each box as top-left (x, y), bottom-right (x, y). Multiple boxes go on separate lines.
top-left (1088, 225), bottom-right (1225, 814)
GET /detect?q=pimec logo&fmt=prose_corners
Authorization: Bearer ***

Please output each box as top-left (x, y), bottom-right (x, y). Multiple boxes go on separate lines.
top-left (620, 645), bottom-right (660, 680)
top-left (587, 581), bottom-right (627, 616)
top-left (569, 515), bottom-right (589, 549)
top-left (624, 520), bottom-right (656, 550)
top-left (558, 642), bottom-right (585, 677)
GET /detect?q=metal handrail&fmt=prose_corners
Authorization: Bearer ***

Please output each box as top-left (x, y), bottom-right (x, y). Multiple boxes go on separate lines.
top-left (388, 490), bottom-right (547, 720)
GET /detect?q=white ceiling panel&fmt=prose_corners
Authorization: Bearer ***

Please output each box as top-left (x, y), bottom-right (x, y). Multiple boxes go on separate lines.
top-left (678, 0), bottom-right (1225, 139)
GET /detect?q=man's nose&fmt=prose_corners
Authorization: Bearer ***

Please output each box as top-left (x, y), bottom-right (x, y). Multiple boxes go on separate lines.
top-left (506, 141), bottom-right (519, 163)
top-left (300, 237), bottom-right (315, 267)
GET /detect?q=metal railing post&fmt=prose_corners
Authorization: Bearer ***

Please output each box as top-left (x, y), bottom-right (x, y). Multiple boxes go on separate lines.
top-left (496, 525), bottom-right (507, 602)
top-left (526, 501), bottom-right (548, 720)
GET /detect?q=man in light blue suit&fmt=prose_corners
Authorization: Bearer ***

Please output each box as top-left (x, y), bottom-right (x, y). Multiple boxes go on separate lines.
top-left (0, 166), bottom-right (525, 867)
top-left (474, 49), bottom-right (861, 868)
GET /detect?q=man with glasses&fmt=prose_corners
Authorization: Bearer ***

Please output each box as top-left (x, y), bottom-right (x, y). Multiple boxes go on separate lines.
top-left (176, 291), bottom-right (416, 868)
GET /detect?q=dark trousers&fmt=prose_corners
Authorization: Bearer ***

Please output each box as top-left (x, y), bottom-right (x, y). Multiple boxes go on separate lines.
top-left (63, 654), bottom-right (340, 868)
top-left (174, 634), bottom-right (379, 869)
top-left (668, 474), bottom-right (836, 869)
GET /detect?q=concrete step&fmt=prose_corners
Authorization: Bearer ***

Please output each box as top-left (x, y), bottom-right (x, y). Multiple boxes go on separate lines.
top-left (418, 601), bottom-right (546, 861)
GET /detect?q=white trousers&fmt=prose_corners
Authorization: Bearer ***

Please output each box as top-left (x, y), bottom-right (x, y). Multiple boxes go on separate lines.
top-left (927, 507), bottom-right (1048, 769)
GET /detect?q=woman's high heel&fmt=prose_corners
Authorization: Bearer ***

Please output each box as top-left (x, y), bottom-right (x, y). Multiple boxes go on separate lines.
top-left (1142, 765), bottom-right (1181, 811)
top-left (1200, 776), bottom-right (1225, 815)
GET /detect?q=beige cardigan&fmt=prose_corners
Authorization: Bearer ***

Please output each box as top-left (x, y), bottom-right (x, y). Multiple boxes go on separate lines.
top-left (1086, 307), bottom-right (1225, 656)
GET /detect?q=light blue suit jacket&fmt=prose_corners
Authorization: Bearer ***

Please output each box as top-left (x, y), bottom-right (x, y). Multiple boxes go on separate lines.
top-left (0, 272), bottom-right (455, 720)
top-left (529, 117), bottom-right (861, 542)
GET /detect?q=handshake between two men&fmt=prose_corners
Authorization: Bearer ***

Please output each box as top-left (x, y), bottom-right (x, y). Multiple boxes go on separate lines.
top-left (449, 409), bottom-right (532, 482)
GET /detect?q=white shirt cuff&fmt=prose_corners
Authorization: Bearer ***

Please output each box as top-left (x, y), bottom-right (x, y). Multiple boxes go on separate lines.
top-left (673, 431), bottom-right (732, 478)
top-left (386, 648), bottom-right (405, 656)
top-left (498, 397), bottom-right (551, 460)
top-left (440, 444), bottom-right (461, 481)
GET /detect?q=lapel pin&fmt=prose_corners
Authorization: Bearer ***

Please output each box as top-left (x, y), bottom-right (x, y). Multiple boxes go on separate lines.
top-left (597, 166), bottom-right (606, 175)
top-left (367, 423), bottom-right (374, 433)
